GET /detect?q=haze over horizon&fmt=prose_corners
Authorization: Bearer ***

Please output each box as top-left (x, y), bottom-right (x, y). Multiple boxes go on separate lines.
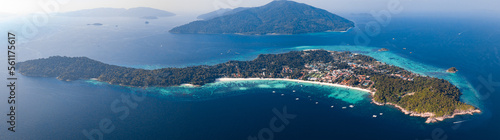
top-left (1, 0), bottom-right (499, 17)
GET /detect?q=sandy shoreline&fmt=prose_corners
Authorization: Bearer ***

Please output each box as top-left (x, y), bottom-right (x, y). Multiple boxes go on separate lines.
top-left (216, 78), bottom-right (375, 95)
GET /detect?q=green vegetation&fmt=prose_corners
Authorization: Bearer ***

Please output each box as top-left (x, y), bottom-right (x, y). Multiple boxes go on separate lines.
top-left (18, 50), bottom-right (477, 118)
top-left (169, 1), bottom-right (354, 35)
top-left (17, 51), bottom-right (357, 86)
top-left (371, 75), bottom-right (474, 116)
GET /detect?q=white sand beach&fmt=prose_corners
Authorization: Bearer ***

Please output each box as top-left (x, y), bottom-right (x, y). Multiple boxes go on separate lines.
top-left (216, 78), bottom-right (375, 95)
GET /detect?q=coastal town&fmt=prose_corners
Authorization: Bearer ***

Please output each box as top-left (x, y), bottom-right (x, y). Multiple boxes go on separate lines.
top-left (228, 50), bottom-right (421, 94)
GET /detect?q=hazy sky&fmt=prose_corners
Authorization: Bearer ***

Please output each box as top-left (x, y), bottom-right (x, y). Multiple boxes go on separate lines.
top-left (1, 0), bottom-right (499, 15)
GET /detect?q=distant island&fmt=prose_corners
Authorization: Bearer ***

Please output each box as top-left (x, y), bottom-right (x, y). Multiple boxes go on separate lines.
top-left (58, 7), bottom-right (175, 18)
top-left (447, 67), bottom-right (458, 73)
top-left (141, 16), bottom-right (159, 19)
top-left (87, 23), bottom-right (103, 26)
top-left (378, 48), bottom-right (389, 51)
top-left (18, 50), bottom-right (479, 123)
top-left (170, 0), bottom-right (354, 35)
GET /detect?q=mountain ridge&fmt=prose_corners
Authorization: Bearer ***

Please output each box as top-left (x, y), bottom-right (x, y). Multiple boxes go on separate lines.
top-left (170, 0), bottom-right (354, 35)
top-left (197, 7), bottom-right (250, 20)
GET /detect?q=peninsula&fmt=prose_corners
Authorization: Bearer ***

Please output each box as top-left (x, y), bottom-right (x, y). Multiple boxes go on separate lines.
top-left (169, 0), bottom-right (354, 35)
top-left (18, 50), bottom-right (479, 123)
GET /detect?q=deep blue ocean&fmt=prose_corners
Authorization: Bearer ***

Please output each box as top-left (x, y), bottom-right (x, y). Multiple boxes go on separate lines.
top-left (0, 13), bottom-right (499, 140)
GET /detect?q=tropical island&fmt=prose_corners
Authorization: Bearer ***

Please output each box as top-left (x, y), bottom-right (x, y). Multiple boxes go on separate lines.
top-left (169, 0), bottom-right (354, 35)
top-left (18, 50), bottom-right (479, 123)
top-left (447, 67), bottom-right (458, 73)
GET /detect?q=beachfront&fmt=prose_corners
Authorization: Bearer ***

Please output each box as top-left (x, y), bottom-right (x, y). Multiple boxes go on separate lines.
top-left (216, 78), bottom-right (375, 95)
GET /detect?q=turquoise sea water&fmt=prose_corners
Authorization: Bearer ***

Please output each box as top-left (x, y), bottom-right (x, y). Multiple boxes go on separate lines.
top-left (87, 79), bottom-right (371, 104)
